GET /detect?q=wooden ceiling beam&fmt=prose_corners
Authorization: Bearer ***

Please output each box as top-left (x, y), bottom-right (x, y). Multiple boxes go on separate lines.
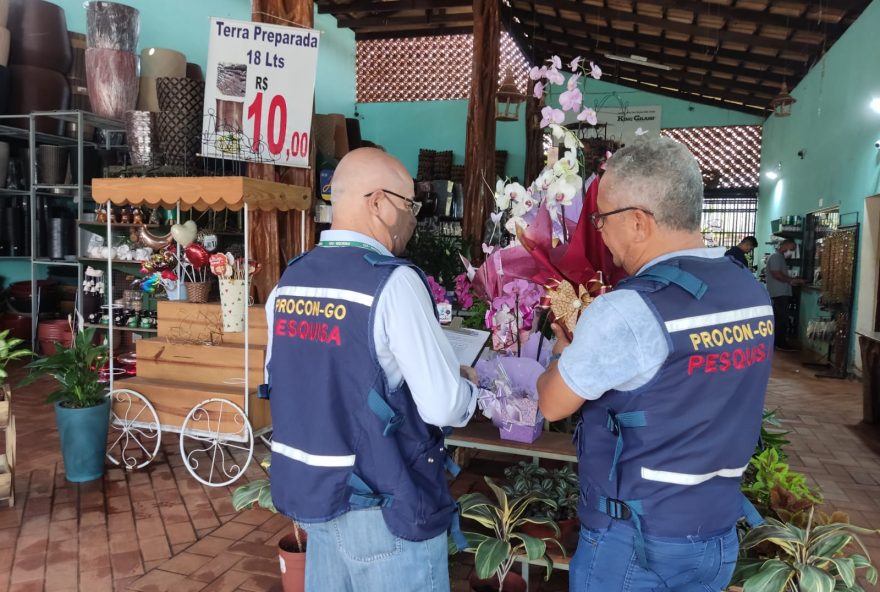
top-left (507, 4), bottom-right (806, 71)
top-left (638, 0), bottom-right (832, 32)
top-left (354, 26), bottom-right (473, 40)
top-left (318, 0), bottom-right (470, 15)
top-left (526, 0), bottom-right (815, 53)
top-left (336, 12), bottom-right (473, 28)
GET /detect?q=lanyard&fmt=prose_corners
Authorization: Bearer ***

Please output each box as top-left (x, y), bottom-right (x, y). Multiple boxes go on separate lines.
top-left (318, 240), bottom-right (384, 255)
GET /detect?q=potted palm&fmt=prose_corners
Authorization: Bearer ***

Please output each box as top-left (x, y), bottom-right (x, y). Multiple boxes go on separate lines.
top-left (232, 461), bottom-right (306, 592)
top-left (0, 328), bottom-right (31, 420)
top-left (18, 326), bottom-right (109, 482)
top-left (454, 476), bottom-right (563, 592)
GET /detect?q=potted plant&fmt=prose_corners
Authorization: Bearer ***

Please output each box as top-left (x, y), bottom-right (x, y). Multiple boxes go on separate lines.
top-left (0, 328), bottom-right (31, 416)
top-left (454, 476), bottom-right (562, 592)
top-left (232, 460), bottom-right (306, 592)
top-left (731, 507), bottom-right (879, 591)
top-left (502, 462), bottom-right (580, 551)
top-left (18, 326), bottom-right (109, 482)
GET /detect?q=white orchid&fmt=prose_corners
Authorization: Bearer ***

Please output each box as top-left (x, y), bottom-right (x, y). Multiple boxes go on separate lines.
top-left (548, 177), bottom-right (578, 207)
top-left (505, 215), bottom-right (528, 235)
top-left (511, 193), bottom-right (537, 218)
top-left (553, 150), bottom-right (580, 177)
top-left (504, 182), bottom-right (528, 206)
top-left (494, 179), bottom-right (510, 210)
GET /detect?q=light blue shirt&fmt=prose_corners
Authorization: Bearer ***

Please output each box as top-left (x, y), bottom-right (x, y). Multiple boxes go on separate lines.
top-left (265, 230), bottom-right (477, 427)
top-left (558, 247), bottom-right (726, 400)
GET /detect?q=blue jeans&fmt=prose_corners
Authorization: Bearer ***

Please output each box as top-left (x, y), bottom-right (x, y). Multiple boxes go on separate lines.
top-left (300, 508), bottom-right (450, 592)
top-left (569, 521), bottom-right (739, 592)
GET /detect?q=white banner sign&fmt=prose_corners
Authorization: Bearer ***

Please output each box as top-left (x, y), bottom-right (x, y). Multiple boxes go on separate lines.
top-left (563, 105), bottom-right (662, 145)
top-left (202, 17), bottom-right (319, 168)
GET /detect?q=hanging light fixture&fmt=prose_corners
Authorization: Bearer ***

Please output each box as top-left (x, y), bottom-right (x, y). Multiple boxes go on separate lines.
top-left (496, 67), bottom-right (525, 122)
top-left (770, 83), bottom-right (796, 117)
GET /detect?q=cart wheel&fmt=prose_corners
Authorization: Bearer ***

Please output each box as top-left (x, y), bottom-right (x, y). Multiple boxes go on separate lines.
top-left (179, 398), bottom-right (254, 487)
top-left (106, 389), bottom-right (162, 470)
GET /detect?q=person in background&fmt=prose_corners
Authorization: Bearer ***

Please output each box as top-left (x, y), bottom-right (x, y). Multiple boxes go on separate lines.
top-left (725, 236), bottom-right (758, 268)
top-left (764, 239), bottom-right (804, 352)
top-left (263, 148), bottom-right (477, 591)
top-left (536, 137), bottom-right (772, 592)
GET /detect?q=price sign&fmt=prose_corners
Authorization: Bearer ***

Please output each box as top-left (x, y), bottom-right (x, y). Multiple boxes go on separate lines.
top-left (202, 17), bottom-right (320, 168)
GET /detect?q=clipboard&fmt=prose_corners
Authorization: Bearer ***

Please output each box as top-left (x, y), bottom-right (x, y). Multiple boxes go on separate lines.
top-left (441, 326), bottom-right (490, 367)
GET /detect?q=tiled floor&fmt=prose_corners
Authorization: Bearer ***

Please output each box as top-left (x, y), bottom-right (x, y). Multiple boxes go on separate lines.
top-left (1, 352), bottom-right (879, 592)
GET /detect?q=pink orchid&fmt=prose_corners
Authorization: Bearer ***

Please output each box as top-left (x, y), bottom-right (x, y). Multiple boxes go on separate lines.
top-left (426, 276), bottom-right (448, 304)
top-left (548, 55), bottom-right (562, 70)
top-left (567, 73), bottom-right (581, 91)
top-left (454, 273), bottom-right (474, 310)
top-left (529, 65), bottom-right (547, 81)
top-left (577, 107), bottom-right (598, 125)
top-left (533, 81), bottom-right (545, 99)
top-left (570, 56), bottom-right (582, 72)
top-left (589, 61), bottom-right (602, 80)
top-left (559, 87), bottom-right (583, 112)
top-left (539, 106), bottom-right (565, 128)
top-left (546, 68), bottom-right (565, 86)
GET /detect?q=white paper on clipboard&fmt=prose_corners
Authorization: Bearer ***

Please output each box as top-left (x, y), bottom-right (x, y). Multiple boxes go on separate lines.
top-left (442, 326), bottom-right (490, 367)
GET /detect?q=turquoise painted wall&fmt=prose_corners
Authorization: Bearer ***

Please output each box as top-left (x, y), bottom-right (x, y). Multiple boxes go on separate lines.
top-left (358, 78), bottom-right (763, 180)
top-left (755, 0), bottom-right (880, 364)
top-left (314, 12), bottom-right (356, 117)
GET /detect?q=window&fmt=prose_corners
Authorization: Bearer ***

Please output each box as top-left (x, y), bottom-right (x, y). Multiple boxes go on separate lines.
top-left (700, 189), bottom-right (758, 249)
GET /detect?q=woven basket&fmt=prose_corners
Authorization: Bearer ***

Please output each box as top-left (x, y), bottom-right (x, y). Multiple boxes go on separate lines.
top-left (185, 281), bottom-right (210, 303)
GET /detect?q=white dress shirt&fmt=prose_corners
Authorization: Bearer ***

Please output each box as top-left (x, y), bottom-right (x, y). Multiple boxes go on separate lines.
top-left (265, 230), bottom-right (477, 427)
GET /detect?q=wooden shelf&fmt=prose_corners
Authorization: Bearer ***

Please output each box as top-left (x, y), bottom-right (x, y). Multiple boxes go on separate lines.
top-left (93, 176), bottom-right (312, 212)
top-left (446, 421), bottom-right (576, 463)
top-left (83, 323), bottom-right (157, 333)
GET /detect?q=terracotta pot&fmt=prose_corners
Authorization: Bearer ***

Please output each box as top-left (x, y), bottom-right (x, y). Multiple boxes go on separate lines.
top-left (0, 313), bottom-right (30, 342)
top-left (278, 532), bottom-right (306, 592)
top-left (519, 517), bottom-right (578, 551)
top-left (8, 0), bottom-right (72, 73)
top-left (85, 47), bottom-right (137, 120)
top-left (7, 65), bottom-right (69, 134)
top-left (469, 571), bottom-right (527, 592)
top-left (38, 319), bottom-right (72, 356)
top-left (86, 1), bottom-right (139, 52)
top-left (140, 47), bottom-right (185, 79)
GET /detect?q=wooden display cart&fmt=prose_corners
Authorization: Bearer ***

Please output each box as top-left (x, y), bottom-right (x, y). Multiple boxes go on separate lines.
top-left (91, 176), bottom-right (310, 486)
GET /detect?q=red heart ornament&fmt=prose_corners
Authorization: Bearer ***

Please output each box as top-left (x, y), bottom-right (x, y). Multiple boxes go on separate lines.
top-left (185, 243), bottom-right (210, 269)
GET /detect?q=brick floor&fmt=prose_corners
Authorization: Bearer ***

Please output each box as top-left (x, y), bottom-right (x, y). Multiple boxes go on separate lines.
top-left (0, 352), bottom-right (879, 591)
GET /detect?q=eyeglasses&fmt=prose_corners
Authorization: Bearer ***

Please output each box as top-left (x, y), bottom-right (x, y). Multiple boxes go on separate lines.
top-left (590, 206), bottom-right (655, 230)
top-left (364, 188), bottom-right (422, 217)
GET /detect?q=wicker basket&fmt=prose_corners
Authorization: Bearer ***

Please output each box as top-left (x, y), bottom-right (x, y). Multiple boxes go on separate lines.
top-left (185, 281), bottom-right (210, 303)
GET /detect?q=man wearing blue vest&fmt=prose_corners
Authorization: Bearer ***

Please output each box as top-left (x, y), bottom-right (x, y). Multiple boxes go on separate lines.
top-left (537, 138), bottom-right (771, 591)
top-left (264, 148), bottom-right (478, 591)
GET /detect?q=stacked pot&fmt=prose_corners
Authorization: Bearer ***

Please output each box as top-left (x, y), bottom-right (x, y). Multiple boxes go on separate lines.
top-left (85, 1), bottom-right (139, 121)
top-left (7, 0), bottom-right (72, 135)
top-left (127, 46), bottom-right (185, 167)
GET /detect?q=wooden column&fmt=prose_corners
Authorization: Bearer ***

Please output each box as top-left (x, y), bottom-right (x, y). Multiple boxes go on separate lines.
top-left (462, 0), bottom-right (500, 261)
top-left (524, 79), bottom-right (543, 184)
top-left (249, 0), bottom-right (316, 303)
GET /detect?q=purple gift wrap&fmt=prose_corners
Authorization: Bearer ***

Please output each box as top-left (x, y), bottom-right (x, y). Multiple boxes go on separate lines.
top-left (499, 419), bottom-right (544, 444)
top-left (476, 356), bottom-right (546, 443)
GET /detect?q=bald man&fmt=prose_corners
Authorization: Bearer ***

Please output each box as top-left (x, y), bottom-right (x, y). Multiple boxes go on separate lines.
top-left (263, 148), bottom-right (477, 592)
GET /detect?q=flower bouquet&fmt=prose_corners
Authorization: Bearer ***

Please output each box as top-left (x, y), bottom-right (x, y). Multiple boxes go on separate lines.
top-left (475, 356), bottom-right (546, 443)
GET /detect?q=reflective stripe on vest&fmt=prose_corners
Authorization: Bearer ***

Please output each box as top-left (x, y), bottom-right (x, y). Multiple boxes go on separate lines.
top-left (271, 440), bottom-right (356, 468)
top-left (664, 305), bottom-right (774, 333)
top-left (274, 286), bottom-right (375, 308)
top-left (640, 463), bottom-right (749, 486)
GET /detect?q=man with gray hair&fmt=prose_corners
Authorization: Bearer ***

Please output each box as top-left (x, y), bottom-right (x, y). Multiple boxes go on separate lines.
top-left (537, 137), bottom-right (772, 591)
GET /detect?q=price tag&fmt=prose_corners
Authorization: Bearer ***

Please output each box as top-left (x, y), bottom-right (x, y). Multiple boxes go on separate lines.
top-left (202, 17), bottom-right (320, 168)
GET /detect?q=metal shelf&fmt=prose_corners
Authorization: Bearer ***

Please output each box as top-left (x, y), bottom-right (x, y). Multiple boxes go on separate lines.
top-left (0, 188), bottom-right (29, 196)
top-left (79, 257), bottom-right (143, 266)
top-left (83, 322), bottom-right (157, 334)
top-left (32, 259), bottom-right (80, 267)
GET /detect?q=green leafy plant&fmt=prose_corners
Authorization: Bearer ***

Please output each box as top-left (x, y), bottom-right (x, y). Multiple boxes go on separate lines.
top-left (460, 299), bottom-right (490, 330)
top-left (502, 462), bottom-right (579, 521)
top-left (757, 408), bottom-right (791, 459)
top-left (453, 476), bottom-right (562, 588)
top-left (231, 460), bottom-right (306, 553)
top-left (0, 329), bottom-right (31, 383)
top-left (19, 326), bottom-right (107, 408)
top-left (743, 448), bottom-right (822, 516)
top-left (405, 229), bottom-right (464, 289)
top-left (732, 508), bottom-right (879, 591)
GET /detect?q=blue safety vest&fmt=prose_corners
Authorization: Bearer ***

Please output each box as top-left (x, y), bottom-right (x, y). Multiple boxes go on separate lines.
top-left (574, 255), bottom-right (771, 558)
top-left (264, 245), bottom-right (460, 542)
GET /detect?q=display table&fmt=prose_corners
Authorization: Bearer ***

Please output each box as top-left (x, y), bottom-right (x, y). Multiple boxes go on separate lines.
top-left (446, 421), bottom-right (577, 463)
top-left (857, 332), bottom-right (880, 424)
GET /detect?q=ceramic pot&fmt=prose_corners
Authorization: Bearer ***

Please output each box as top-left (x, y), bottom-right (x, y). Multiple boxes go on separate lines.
top-left (136, 75), bottom-right (159, 111)
top-left (124, 110), bottom-right (157, 166)
top-left (8, 0), bottom-right (72, 73)
top-left (68, 31), bottom-right (86, 82)
top-left (37, 145), bottom-right (70, 185)
top-left (85, 47), bottom-right (137, 120)
top-left (140, 47), bottom-right (185, 79)
top-left (7, 65), bottom-right (69, 134)
top-left (0, 26), bottom-right (9, 66)
top-left (55, 398), bottom-right (110, 483)
top-left (185, 62), bottom-right (203, 82)
top-left (156, 110), bottom-right (201, 168)
top-left (0, 0), bottom-right (9, 28)
top-left (155, 76), bottom-right (204, 113)
top-left (86, 1), bottom-right (139, 52)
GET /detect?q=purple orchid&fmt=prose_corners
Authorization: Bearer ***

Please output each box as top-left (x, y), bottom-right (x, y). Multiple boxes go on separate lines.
top-left (533, 81), bottom-right (545, 99)
top-left (540, 106), bottom-right (565, 128)
top-left (577, 106), bottom-right (598, 125)
top-left (570, 56), bottom-right (582, 72)
top-left (559, 87), bottom-right (583, 112)
top-left (529, 65), bottom-right (547, 81)
top-left (589, 61), bottom-right (602, 80)
top-left (548, 55), bottom-right (562, 70)
top-left (545, 68), bottom-right (565, 86)
top-left (567, 73), bottom-right (581, 91)
top-left (426, 275), bottom-right (448, 304)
